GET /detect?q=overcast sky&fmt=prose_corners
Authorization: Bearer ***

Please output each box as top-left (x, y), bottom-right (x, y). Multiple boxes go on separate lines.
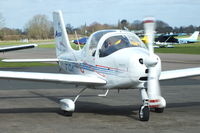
top-left (0, 0), bottom-right (199, 29)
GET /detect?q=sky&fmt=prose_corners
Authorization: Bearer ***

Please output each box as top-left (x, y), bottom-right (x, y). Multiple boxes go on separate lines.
top-left (0, 0), bottom-right (199, 29)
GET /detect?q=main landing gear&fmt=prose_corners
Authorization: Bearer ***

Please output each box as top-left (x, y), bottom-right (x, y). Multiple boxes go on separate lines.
top-left (60, 88), bottom-right (87, 116)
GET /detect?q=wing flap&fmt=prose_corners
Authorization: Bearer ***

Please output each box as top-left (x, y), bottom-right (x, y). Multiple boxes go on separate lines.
top-left (0, 71), bottom-right (106, 85)
top-left (160, 67), bottom-right (200, 80)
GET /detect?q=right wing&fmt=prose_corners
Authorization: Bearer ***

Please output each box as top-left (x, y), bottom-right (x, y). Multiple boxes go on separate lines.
top-left (0, 44), bottom-right (38, 52)
top-left (0, 71), bottom-right (106, 86)
top-left (160, 67), bottom-right (200, 80)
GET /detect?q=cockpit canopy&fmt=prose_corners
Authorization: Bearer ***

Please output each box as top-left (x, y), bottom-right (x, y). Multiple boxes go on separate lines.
top-left (86, 30), bottom-right (146, 57)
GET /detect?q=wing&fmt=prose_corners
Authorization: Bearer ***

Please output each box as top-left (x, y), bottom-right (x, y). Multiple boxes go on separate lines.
top-left (0, 71), bottom-right (106, 85)
top-left (0, 44), bottom-right (37, 52)
top-left (160, 67), bottom-right (200, 80)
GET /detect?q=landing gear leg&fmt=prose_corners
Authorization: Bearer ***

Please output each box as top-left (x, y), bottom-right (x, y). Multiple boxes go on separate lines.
top-left (60, 88), bottom-right (87, 116)
top-left (139, 88), bottom-right (150, 121)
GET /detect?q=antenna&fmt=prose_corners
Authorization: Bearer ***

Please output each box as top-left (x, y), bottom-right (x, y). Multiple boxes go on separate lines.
top-left (75, 30), bottom-right (81, 50)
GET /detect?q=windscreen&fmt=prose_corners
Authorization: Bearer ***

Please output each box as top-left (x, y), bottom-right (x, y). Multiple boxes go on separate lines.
top-left (99, 35), bottom-right (145, 57)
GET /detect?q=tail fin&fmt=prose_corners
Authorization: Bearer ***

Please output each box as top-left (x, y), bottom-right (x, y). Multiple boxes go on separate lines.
top-left (53, 10), bottom-right (73, 57)
top-left (189, 31), bottom-right (199, 40)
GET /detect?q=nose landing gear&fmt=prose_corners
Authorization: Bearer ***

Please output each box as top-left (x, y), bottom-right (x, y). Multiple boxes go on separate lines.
top-left (139, 103), bottom-right (150, 121)
top-left (139, 88), bottom-right (166, 121)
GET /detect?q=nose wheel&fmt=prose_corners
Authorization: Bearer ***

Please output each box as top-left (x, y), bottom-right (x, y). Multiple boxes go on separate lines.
top-left (139, 105), bottom-right (150, 121)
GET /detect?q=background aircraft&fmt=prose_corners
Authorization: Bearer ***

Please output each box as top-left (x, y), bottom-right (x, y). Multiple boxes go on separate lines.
top-left (178, 31), bottom-right (199, 44)
top-left (1, 11), bottom-right (200, 121)
top-left (72, 37), bottom-right (88, 45)
top-left (155, 31), bottom-right (199, 44)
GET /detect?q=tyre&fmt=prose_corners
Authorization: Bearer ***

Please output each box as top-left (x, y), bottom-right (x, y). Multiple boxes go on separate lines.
top-left (155, 108), bottom-right (164, 113)
top-left (139, 106), bottom-right (150, 121)
top-left (62, 110), bottom-right (73, 117)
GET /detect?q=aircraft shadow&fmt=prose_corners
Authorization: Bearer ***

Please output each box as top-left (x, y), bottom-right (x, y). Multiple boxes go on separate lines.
top-left (0, 91), bottom-right (199, 120)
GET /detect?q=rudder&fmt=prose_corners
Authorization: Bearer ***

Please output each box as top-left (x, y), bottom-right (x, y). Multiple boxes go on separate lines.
top-left (189, 31), bottom-right (199, 40)
top-left (53, 10), bottom-right (73, 57)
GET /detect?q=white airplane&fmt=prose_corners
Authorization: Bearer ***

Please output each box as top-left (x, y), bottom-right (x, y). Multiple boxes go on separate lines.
top-left (178, 31), bottom-right (199, 44)
top-left (1, 11), bottom-right (200, 121)
top-left (0, 43), bottom-right (37, 52)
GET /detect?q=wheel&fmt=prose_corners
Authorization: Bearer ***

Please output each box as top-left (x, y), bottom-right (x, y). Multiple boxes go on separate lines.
top-left (62, 110), bottom-right (73, 116)
top-left (139, 105), bottom-right (150, 121)
top-left (155, 108), bottom-right (164, 113)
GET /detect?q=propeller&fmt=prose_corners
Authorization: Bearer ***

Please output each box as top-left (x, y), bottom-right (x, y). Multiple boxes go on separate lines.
top-left (143, 17), bottom-right (166, 109)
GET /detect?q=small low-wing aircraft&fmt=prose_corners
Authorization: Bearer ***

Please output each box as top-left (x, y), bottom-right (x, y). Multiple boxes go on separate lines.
top-left (1, 11), bottom-right (200, 121)
top-left (0, 43), bottom-right (37, 52)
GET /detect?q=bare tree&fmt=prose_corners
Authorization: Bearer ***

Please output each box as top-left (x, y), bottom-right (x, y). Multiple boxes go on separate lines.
top-left (0, 13), bottom-right (5, 29)
top-left (25, 14), bottom-right (53, 39)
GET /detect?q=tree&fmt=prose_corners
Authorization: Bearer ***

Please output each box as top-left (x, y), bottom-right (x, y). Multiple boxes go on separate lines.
top-left (156, 20), bottom-right (173, 33)
top-left (0, 13), bottom-right (5, 29)
top-left (25, 14), bottom-right (53, 39)
top-left (131, 20), bottom-right (143, 30)
top-left (66, 24), bottom-right (74, 34)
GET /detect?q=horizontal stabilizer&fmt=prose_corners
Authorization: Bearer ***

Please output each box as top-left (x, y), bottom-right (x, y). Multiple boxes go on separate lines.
top-left (2, 58), bottom-right (82, 63)
top-left (160, 67), bottom-right (200, 80)
top-left (0, 44), bottom-right (37, 52)
top-left (2, 58), bottom-right (59, 62)
top-left (0, 71), bottom-right (106, 85)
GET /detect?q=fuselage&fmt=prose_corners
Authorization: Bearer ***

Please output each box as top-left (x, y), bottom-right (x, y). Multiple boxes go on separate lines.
top-left (58, 30), bottom-right (162, 89)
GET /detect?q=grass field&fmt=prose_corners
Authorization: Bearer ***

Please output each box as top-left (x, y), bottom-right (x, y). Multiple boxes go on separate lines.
top-left (155, 42), bottom-right (200, 54)
top-left (1, 36), bottom-right (200, 55)
top-left (0, 59), bottom-right (56, 68)
top-left (38, 42), bottom-right (83, 50)
top-left (0, 39), bottom-right (54, 46)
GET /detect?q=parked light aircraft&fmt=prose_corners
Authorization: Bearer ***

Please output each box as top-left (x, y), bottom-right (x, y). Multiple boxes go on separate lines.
top-left (154, 31), bottom-right (199, 44)
top-left (178, 31), bottom-right (199, 44)
top-left (0, 43), bottom-right (37, 52)
top-left (1, 11), bottom-right (200, 121)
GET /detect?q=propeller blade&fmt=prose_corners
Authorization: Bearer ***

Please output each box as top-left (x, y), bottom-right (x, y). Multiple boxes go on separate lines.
top-left (143, 17), bottom-right (166, 108)
top-left (144, 17), bottom-right (156, 55)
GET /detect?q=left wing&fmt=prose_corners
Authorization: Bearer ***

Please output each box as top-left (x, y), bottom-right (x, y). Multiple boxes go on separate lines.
top-left (160, 67), bottom-right (200, 80)
top-left (0, 44), bottom-right (37, 52)
top-left (0, 71), bottom-right (106, 85)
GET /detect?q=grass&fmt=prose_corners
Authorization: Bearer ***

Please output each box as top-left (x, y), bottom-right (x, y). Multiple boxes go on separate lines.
top-left (155, 41), bottom-right (200, 54)
top-left (0, 60), bottom-right (56, 68)
top-left (2, 37), bottom-right (200, 55)
top-left (0, 39), bottom-right (54, 46)
top-left (0, 42), bottom-right (29, 45)
top-left (38, 42), bottom-right (84, 50)
top-left (38, 43), bottom-right (55, 48)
